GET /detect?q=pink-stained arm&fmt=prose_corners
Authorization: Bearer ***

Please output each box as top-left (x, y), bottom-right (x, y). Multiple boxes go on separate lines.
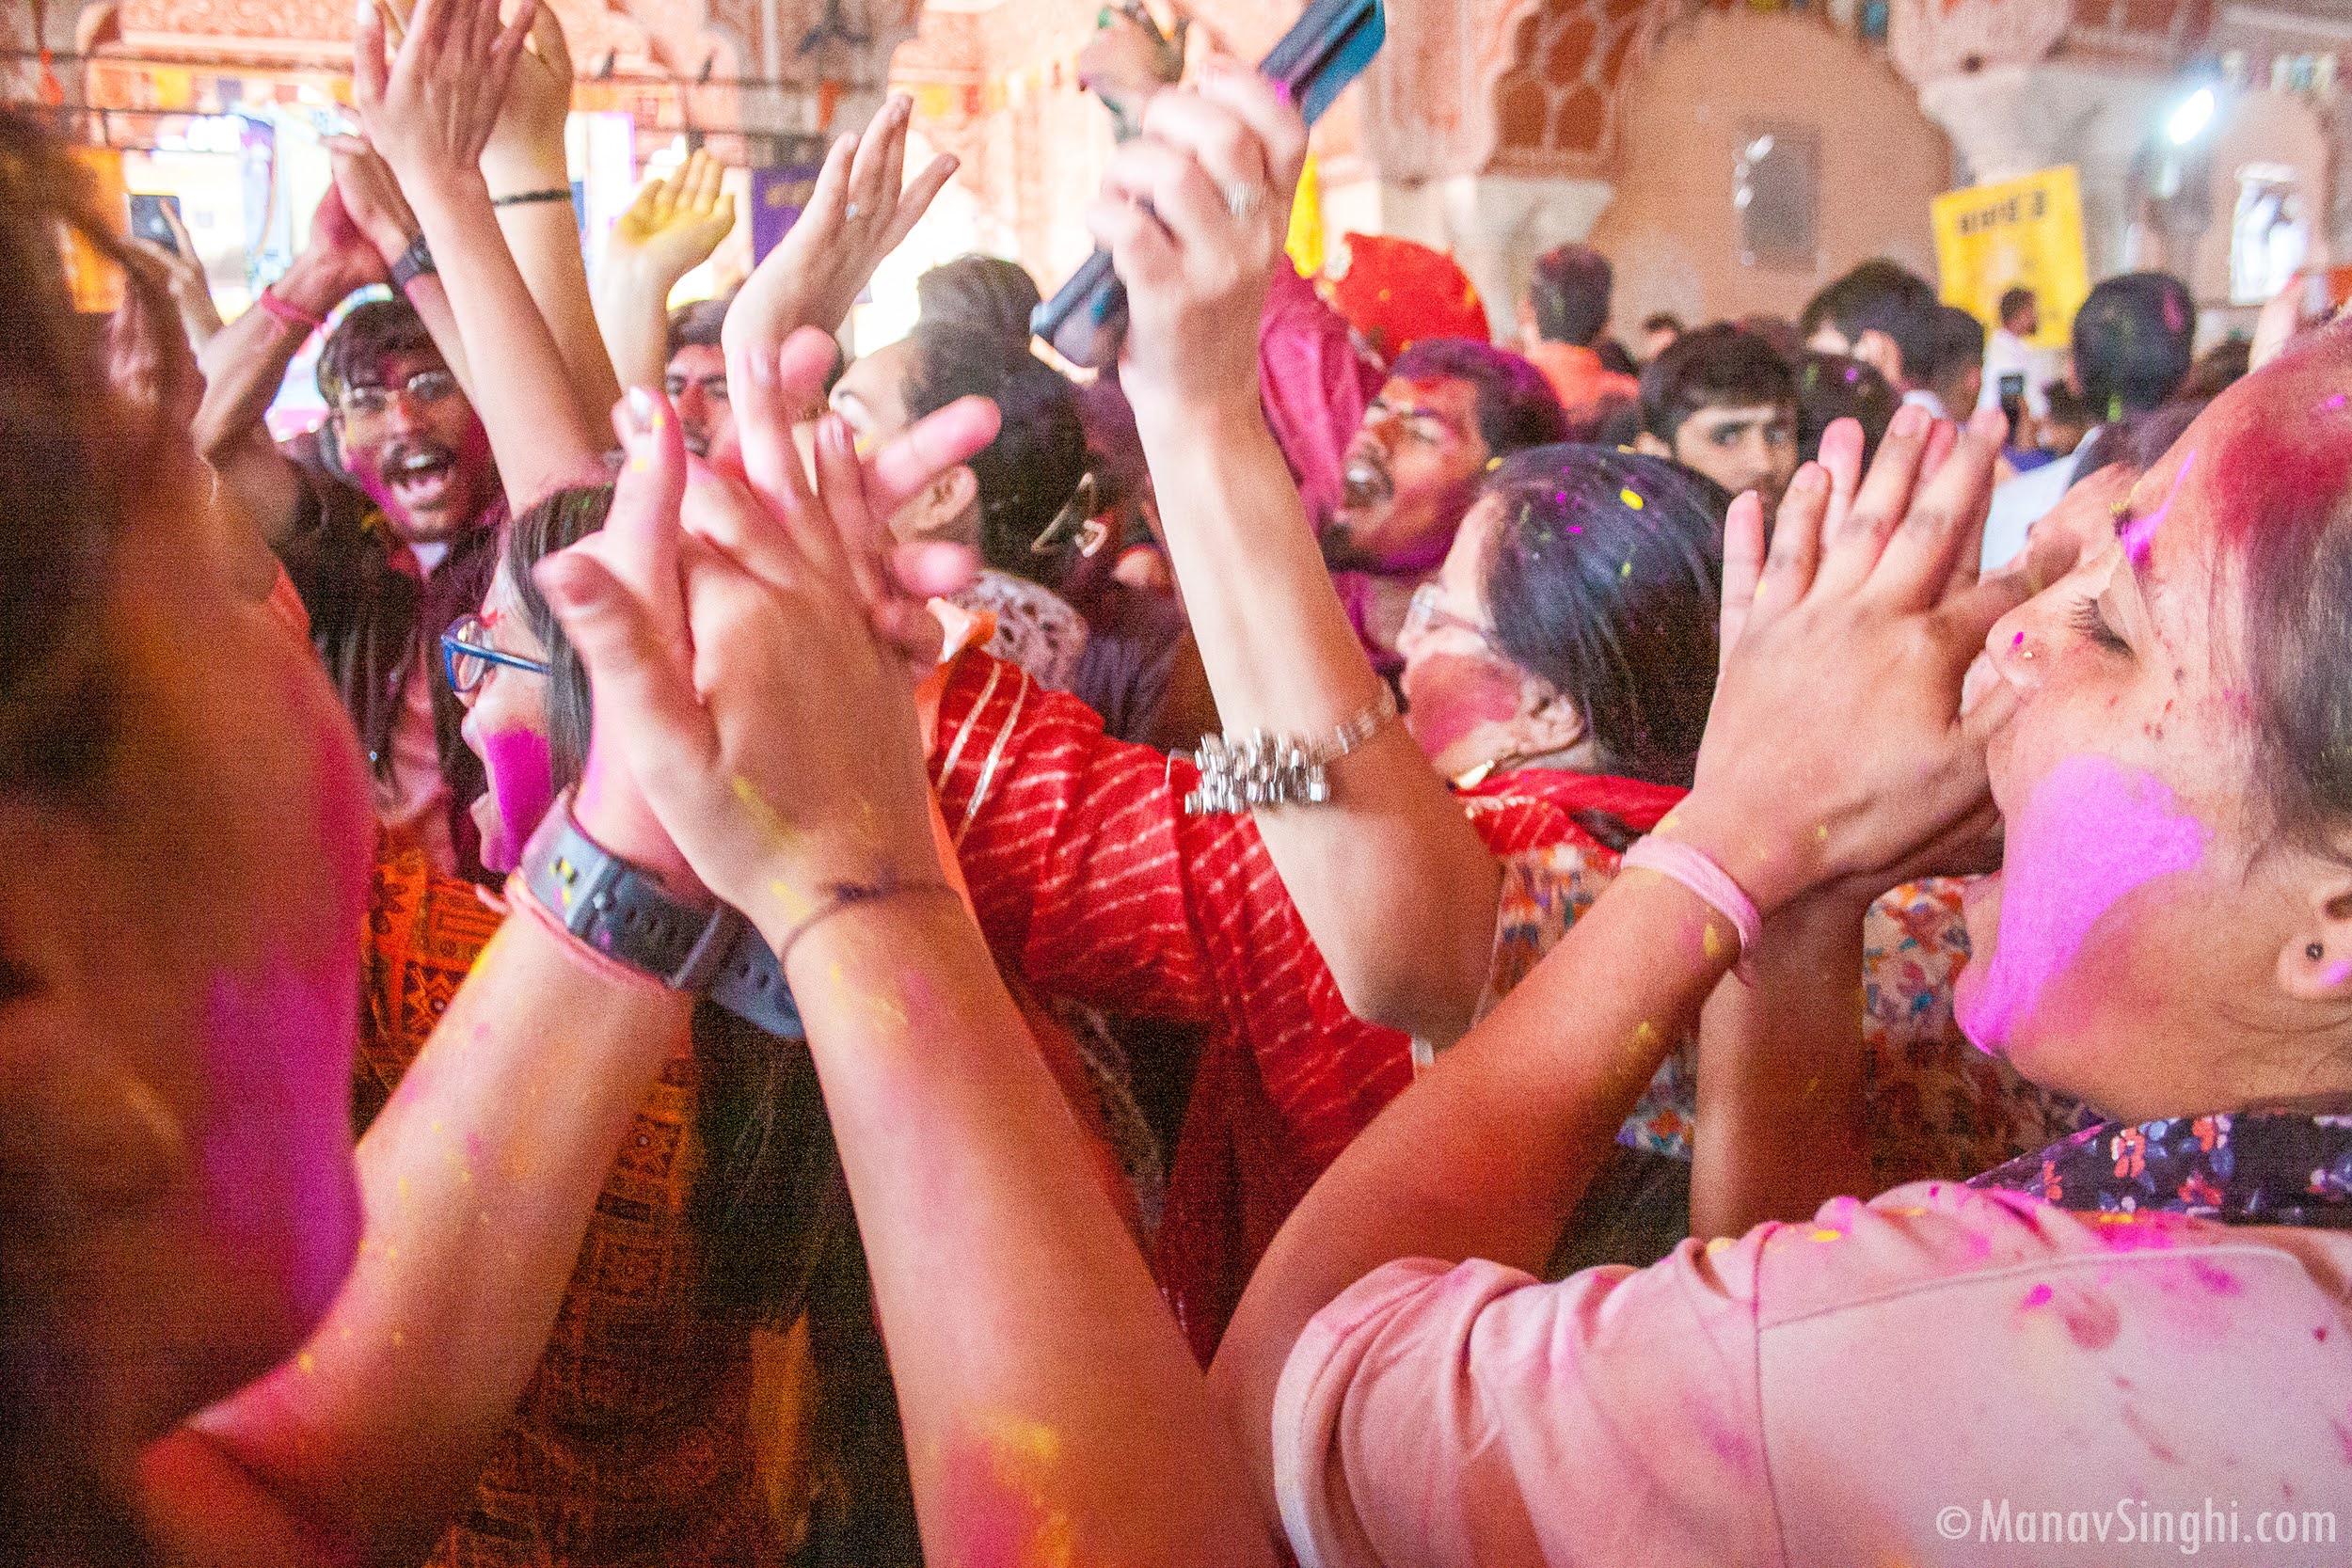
top-left (138, 912), bottom-right (692, 1568)
top-left (779, 896), bottom-right (1279, 1568)
top-left (1208, 859), bottom-right (1739, 1523)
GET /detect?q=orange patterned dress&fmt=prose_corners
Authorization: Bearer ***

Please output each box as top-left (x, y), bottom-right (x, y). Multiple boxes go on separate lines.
top-left (354, 847), bottom-right (787, 1568)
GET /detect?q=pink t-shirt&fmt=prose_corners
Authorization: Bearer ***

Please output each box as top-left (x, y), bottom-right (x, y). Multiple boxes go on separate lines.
top-left (1275, 1180), bottom-right (2352, 1566)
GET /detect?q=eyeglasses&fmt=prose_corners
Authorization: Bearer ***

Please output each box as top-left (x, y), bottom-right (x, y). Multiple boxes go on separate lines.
top-left (341, 368), bottom-right (461, 420)
top-left (1402, 582), bottom-right (1505, 658)
top-left (440, 613), bottom-right (549, 695)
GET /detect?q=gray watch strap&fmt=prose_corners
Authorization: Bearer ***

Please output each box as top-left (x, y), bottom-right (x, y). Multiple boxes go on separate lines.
top-left (517, 798), bottom-right (803, 1039)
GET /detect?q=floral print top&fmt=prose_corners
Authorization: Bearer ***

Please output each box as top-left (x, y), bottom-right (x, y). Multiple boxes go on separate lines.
top-left (1974, 1111), bottom-right (2352, 1227)
top-left (1481, 850), bottom-right (2094, 1182)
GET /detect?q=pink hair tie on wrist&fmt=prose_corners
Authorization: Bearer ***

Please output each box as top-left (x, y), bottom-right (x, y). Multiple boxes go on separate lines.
top-left (1620, 835), bottom-right (1762, 980)
top-left (255, 285), bottom-right (324, 337)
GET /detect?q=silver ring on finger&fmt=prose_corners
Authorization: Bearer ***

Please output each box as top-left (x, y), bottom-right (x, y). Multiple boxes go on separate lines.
top-left (1222, 182), bottom-right (1266, 222)
top-left (845, 201), bottom-right (862, 221)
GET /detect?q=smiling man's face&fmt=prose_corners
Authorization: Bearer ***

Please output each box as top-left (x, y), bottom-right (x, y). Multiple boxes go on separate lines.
top-left (334, 348), bottom-right (495, 543)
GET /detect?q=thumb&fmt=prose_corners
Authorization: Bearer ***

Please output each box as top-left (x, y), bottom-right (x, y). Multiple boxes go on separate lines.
top-left (535, 547), bottom-right (718, 793)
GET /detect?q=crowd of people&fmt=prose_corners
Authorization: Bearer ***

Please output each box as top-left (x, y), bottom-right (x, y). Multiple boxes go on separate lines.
top-left (10, 0), bottom-right (2352, 1562)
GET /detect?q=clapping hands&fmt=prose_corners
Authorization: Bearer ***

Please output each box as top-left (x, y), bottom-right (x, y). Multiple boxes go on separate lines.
top-left (538, 334), bottom-right (997, 932)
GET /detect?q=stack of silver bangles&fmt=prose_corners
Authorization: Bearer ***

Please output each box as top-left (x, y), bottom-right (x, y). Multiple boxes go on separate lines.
top-left (1183, 686), bottom-right (1401, 815)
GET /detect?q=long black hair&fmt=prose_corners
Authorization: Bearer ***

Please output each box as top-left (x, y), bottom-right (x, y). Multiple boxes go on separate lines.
top-left (1478, 446), bottom-right (1725, 789)
top-left (503, 483), bottom-right (918, 1560)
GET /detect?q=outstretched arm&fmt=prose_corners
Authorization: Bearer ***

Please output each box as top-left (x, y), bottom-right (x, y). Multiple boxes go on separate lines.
top-left (1212, 404), bottom-right (2022, 1519)
top-left (543, 336), bottom-right (1272, 1568)
top-left (1090, 71), bottom-right (1500, 1044)
top-left (358, 0), bottom-right (605, 515)
top-left (595, 149), bottom-right (736, 393)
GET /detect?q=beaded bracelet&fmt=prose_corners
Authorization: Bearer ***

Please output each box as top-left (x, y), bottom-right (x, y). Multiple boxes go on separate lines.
top-left (1182, 685), bottom-right (1400, 815)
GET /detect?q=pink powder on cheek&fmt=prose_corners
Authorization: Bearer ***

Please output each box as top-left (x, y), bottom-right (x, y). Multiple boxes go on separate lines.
top-left (1956, 754), bottom-right (2211, 1053)
top-left (480, 728), bottom-right (554, 875)
top-left (1404, 653), bottom-right (1530, 764)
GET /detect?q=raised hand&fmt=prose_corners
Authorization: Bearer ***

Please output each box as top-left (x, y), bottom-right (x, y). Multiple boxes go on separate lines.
top-left (125, 201), bottom-right (225, 346)
top-left (721, 95), bottom-right (958, 355)
top-left (326, 134), bottom-right (423, 270)
top-left (481, 2), bottom-right (573, 191)
top-left (1085, 64), bottom-right (1304, 426)
top-left (1678, 404), bottom-right (2027, 912)
top-left (534, 350), bottom-right (995, 927)
top-left (606, 149), bottom-right (736, 294)
top-left (354, 0), bottom-right (532, 193)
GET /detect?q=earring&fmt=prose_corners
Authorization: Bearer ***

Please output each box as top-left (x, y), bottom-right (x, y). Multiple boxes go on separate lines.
top-left (2310, 942), bottom-right (2326, 960)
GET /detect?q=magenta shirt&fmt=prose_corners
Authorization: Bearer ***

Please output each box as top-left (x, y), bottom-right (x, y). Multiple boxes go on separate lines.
top-left (1275, 1180), bottom-right (2352, 1565)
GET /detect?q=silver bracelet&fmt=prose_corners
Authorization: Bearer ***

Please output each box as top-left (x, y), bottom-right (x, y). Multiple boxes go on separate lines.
top-left (1182, 685), bottom-right (1400, 815)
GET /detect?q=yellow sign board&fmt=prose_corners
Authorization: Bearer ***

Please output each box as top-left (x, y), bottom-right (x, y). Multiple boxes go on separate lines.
top-left (1931, 165), bottom-right (2088, 352)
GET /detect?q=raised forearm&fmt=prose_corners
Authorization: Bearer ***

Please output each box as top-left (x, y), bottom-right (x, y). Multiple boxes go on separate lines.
top-left (1136, 397), bottom-right (1500, 1041)
top-left (494, 184), bottom-right (625, 428)
top-left (181, 912), bottom-right (691, 1560)
top-left (404, 170), bottom-right (605, 510)
top-left (1211, 865), bottom-right (1736, 1514)
top-left (192, 256), bottom-right (351, 463)
top-left (396, 274), bottom-right (474, 398)
top-left (781, 895), bottom-right (1274, 1568)
top-left (1692, 890), bottom-right (1874, 1240)
top-left (593, 252), bottom-right (677, 395)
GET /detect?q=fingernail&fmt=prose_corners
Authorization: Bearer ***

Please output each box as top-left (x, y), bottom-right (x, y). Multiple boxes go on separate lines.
top-left (1791, 462), bottom-right (1826, 494)
top-left (623, 386), bottom-right (656, 435)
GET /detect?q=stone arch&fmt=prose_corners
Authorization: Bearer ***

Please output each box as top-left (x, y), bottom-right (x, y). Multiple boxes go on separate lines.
top-left (1484, 0), bottom-right (1678, 177)
top-left (1585, 7), bottom-right (1951, 332)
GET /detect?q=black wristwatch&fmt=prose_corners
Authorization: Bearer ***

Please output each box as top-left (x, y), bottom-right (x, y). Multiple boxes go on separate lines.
top-left (517, 795), bottom-right (804, 1038)
top-left (389, 233), bottom-right (437, 294)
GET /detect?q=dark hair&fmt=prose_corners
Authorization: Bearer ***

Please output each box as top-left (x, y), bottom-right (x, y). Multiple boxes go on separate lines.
top-left (1931, 304), bottom-right (1986, 382)
top-left (0, 104), bottom-right (181, 1566)
top-left (1639, 323), bottom-right (1799, 446)
top-left (1737, 313), bottom-right (1804, 365)
top-left (901, 322), bottom-right (1089, 584)
top-left (916, 254), bottom-right (1042, 352)
top-left (1800, 260), bottom-right (1942, 384)
top-left (2073, 271), bottom-right (2195, 423)
top-left (1795, 351), bottom-right (1898, 467)
top-left (663, 295), bottom-right (728, 362)
top-left (1571, 389), bottom-right (1645, 449)
top-left (1597, 338), bottom-right (1638, 378)
top-left (501, 483), bottom-right (918, 1552)
top-left (1997, 286), bottom-right (2037, 328)
top-left (1641, 311), bottom-right (1684, 337)
top-left (1527, 244), bottom-right (1613, 347)
top-left (2177, 336), bottom-right (2250, 404)
top-left (1479, 446), bottom-right (1724, 786)
top-left (2224, 355), bottom-right (2352, 861)
top-left (1389, 337), bottom-right (1570, 456)
top-left (504, 485), bottom-right (848, 1326)
top-left (316, 295), bottom-right (440, 407)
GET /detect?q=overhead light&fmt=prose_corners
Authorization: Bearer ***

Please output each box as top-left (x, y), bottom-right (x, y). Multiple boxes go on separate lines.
top-left (2166, 86), bottom-right (2216, 146)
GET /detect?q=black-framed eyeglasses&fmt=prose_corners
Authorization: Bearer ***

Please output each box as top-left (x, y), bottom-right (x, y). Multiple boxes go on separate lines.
top-left (440, 613), bottom-right (549, 695)
top-left (341, 368), bottom-right (461, 420)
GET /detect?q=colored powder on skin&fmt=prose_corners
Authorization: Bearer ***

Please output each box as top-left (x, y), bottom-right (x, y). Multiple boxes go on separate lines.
top-left (939, 1418), bottom-right (1076, 1568)
top-left (2119, 449), bottom-right (2192, 564)
top-left (1956, 754), bottom-right (2209, 1053)
top-left (480, 728), bottom-right (553, 876)
top-left (2325, 959), bottom-right (2352, 989)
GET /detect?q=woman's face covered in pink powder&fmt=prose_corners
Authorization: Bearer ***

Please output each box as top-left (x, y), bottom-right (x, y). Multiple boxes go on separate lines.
top-left (456, 562), bottom-right (555, 874)
top-left (1956, 348), bottom-right (2352, 1120)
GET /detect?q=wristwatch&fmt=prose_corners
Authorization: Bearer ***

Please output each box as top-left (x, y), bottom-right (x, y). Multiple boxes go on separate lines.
top-left (517, 796), bottom-right (804, 1039)
top-left (389, 233), bottom-right (437, 295)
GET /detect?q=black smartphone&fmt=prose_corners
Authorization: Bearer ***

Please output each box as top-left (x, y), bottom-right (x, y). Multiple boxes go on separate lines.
top-left (1997, 369), bottom-right (2026, 427)
top-left (1032, 0), bottom-right (1386, 368)
top-left (128, 192), bottom-right (183, 255)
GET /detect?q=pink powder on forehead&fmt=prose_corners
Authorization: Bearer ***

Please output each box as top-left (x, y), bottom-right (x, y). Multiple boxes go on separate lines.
top-left (1957, 754), bottom-right (2209, 1053)
top-left (480, 727), bottom-right (553, 875)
